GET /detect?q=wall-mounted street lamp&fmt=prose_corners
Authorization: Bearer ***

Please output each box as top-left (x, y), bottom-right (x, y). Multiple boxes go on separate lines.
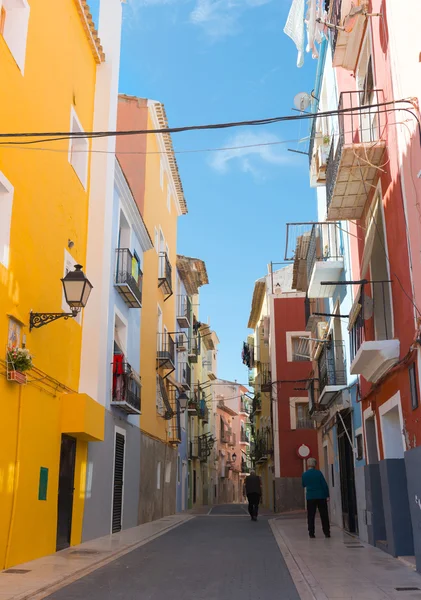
top-left (30, 264), bottom-right (93, 331)
top-left (178, 391), bottom-right (189, 412)
top-left (232, 453), bottom-right (237, 462)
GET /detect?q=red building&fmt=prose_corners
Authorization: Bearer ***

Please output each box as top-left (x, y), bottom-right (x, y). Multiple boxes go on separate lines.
top-left (271, 268), bottom-right (318, 512)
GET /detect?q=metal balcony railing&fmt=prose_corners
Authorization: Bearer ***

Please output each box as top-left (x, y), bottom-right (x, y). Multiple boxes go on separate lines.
top-left (241, 461), bottom-right (250, 474)
top-left (177, 361), bottom-right (191, 390)
top-left (198, 434), bottom-right (214, 463)
top-left (158, 252), bottom-right (173, 298)
top-left (157, 333), bottom-right (175, 369)
top-left (296, 419), bottom-right (314, 430)
top-left (306, 223), bottom-right (344, 285)
top-left (259, 362), bottom-right (271, 392)
top-left (329, 0), bottom-right (342, 55)
top-left (112, 359), bottom-right (141, 414)
top-left (326, 89), bottom-right (385, 215)
top-left (115, 248), bottom-right (143, 308)
top-left (188, 335), bottom-right (200, 363)
top-left (176, 295), bottom-right (191, 328)
top-left (240, 430), bottom-right (249, 443)
top-left (240, 399), bottom-right (250, 414)
top-left (252, 428), bottom-right (273, 463)
top-left (318, 341), bottom-right (347, 396)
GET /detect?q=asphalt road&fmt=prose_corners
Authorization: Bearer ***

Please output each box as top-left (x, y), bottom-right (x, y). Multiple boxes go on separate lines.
top-left (45, 506), bottom-right (300, 600)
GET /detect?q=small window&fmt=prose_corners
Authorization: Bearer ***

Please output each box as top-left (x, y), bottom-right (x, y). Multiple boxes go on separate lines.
top-left (154, 227), bottom-right (159, 253)
top-left (1, 0), bottom-right (30, 73)
top-left (296, 403), bottom-right (311, 429)
top-left (68, 108), bottom-right (89, 188)
top-left (160, 161), bottom-right (164, 190)
top-left (165, 461), bottom-right (171, 484)
top-left (0, 171), bottom-right (14, 268)
top-left (291, 336), bottom-right (309, 361)
top-left (167, 188), bottom-right (171, 213)
top-left (409, 363), bottom-right (419, 410)
top-left (157, 462), bottom-right (161, 490)
top-left (356, 434), bottom-right (364, 461)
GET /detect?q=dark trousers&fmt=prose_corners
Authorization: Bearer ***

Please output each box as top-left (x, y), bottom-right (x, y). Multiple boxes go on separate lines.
top-left (247, 493), bottom-right (260, 518)
top-left (307, 499), bottom-right (330, 536)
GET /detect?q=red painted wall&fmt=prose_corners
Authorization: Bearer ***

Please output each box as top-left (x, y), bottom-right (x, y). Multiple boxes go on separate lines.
top-left (274, 296), bottom-right (319, 478)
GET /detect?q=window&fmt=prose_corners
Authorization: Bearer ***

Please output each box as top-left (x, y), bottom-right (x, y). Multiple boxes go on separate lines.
top-left (0, 171), bottom-right (14, 268)
top-left (68, 108), bottom-right (89, 188)
top-left (409, 363), bottom-right (419, 410)
top-left (156, 462), bottom-right (161, 490)
top-left (165, 461), bottom-right (171, 484)
top-left (1, 0), bottom-right (30, 73)
top-left (291, 336), bottom-right (309, 361)
top-left (114, 311), bottom-right (128, 356)
top-left (356, 434), bottom-right (364, 461)
top-left (296, 403), bottom-right (311, 428)
top-left (160, 161), bottom-right (164, 190)
top-left (167, 188), bottom-right (171, 213)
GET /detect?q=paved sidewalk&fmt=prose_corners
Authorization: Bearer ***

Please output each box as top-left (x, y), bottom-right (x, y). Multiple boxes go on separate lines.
top-left (0, 514), bottom-right (193, 600)
top-left (270, 515), bottom-right (421, 600)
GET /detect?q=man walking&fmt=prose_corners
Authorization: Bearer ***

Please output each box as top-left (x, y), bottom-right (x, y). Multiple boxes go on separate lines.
top-left (244, 469), bottom-right (262, 521)
top-left (302, 457), bottom-right (330, 538)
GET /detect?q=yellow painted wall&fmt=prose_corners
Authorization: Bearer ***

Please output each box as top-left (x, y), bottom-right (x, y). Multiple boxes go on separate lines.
top-left (0, 0), bottom-right (98, 568)
top-left (140, 110), bottom-right (178, 441)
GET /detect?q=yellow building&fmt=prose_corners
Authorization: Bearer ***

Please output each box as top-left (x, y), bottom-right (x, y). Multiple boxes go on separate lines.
top-left (0, 0), bottom-right (115, 568)
top-left (247, 278), bottom-right (274, 510)
top-left (116, 96), bottom-right (188, 522)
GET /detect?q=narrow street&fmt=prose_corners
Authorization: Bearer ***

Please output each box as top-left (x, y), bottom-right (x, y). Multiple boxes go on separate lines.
top-left (43, 506), bottom-right (300, 600)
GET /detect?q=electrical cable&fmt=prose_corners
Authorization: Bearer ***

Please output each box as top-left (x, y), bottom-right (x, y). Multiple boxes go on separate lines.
top-left (0, 99), bottom-right (417, 145)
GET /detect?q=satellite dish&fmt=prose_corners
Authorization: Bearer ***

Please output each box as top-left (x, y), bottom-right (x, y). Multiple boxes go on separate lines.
top-left (293, 92), bottom-right (312, 112)
top-left (363, 295), bottom-right (374, 320)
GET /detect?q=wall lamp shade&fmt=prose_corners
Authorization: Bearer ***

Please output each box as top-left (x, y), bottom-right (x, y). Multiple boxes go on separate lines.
top-left (178, 391), bottom-right (189, 411)
top-left (232, 453), bottom-right (237, 461)
top-left (62, 264), bottom-right (93, 310)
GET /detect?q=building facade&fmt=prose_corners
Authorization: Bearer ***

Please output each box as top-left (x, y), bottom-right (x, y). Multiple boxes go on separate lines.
top-left (0, 0), bottom-right (123, 568)
top-left (116, 96), bottom-right (188, 523)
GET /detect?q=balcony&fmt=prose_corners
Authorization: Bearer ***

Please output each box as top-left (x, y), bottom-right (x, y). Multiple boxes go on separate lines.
top-left (330, 0), bottom-right (369, 72)
top-left (114, 248), bottom-right (143, 308)
top-left (221, 428), bottom-right (231, 444)
top-left (252, 393), bottom-right (262, 414)
top-left (177, 361), bottom-right (191, 390)
top-left (197, 398), bottom-right (209, 423)
top-left (252, 428), bottom-right (272, 464)
top-left (156, 333), bottom-right (175, 372)
top-left (240, 430), bottom-right (250, 444)
top-left (241, 461), bottom-right (250, 474)
top-left (176, 295), bottom-right (191, 329)
top-left (285, 222), bottom-right (344, 297)
top-left (176, 332), bottom-right (188, 352)
top-left (326, 90), bottom-right (386, 221)
top-left (188, 335), bottom-right (200, 363)
top-left (349, 285), bottom-right (399, 383)
top-left (198, 434), bottom-right (214, 463)
top-left (112, 359), bottom-right (141, 415)
top-left (317, 341), bottom-right (347, 406)
top-left (259, 362), bottom-right (271, 392)
top-left (296, 418), bottom-right (314, 430)
top-left (307, 378), bottom-right (329, 423)
top-left (158, 252), bottom-right (173, 299)
top-left (240, 398), bottom-right (250, 415)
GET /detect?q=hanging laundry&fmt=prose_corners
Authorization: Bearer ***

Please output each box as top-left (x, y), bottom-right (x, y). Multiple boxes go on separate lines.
top-left (284, 0), bottom-right (305, 68)
top-left (305, 0), bottom-right (319, 59)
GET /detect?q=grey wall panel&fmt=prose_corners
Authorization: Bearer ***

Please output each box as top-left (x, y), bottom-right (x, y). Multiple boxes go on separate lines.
top-left (405, 447), bottom-right (421, 573)
top-left (364, 463), bottom-right (386, 547)
top-left (380, 459), bottom-right (414, 557)
top-left (355, 466), bottom-right (368, 543)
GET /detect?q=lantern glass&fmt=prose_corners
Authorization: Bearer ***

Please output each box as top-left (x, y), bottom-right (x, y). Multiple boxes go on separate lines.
top-left (178, 392), bottom-right (189, 411)
top-left (62, 265), bottom-right (93, 309)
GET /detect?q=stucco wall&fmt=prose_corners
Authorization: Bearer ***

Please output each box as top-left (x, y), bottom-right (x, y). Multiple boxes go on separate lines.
top-left (82, 410), bottom-right (141, 541)
top-left (274, 477), bottom-right (305, 513)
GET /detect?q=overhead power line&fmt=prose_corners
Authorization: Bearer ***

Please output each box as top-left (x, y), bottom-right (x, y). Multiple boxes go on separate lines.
top-left (0, 99), bottom-right (418, 146)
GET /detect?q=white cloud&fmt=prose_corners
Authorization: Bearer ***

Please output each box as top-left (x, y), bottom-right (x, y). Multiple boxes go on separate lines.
top-left (209, 130), bottom-right (289, 179)
top-left (190, 0), bottom-right (273, 37)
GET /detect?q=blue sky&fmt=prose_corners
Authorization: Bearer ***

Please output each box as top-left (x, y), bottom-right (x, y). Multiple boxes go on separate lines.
top-left (91, 0), bottom-right (317, 384)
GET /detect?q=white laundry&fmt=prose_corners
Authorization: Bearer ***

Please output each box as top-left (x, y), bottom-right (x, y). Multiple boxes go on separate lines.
top-left (284, 0), bottom-right (305, 68)
top-left (305, 0), bottom-right (318, 59)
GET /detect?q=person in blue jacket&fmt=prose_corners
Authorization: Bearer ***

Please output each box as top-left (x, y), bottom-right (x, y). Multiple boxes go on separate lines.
top-left (302, 457), bottom-right (330, 539)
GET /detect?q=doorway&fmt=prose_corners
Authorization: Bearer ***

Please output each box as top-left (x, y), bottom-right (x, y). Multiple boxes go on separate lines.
top-left (56, 435), bottom-right (76, 551)
top-left (337, 411), bottom-right (358, 533)
top-left (112, 431), bottom-right (125, 533)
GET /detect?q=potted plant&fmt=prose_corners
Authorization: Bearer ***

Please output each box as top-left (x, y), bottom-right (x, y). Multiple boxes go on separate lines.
top-left (7, 347), bottom-right (33, 384)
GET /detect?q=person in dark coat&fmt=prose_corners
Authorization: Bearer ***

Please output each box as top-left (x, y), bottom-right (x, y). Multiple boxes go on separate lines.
top-left (302, 457), bottom-right (330, 538)
top-left (244, 470), bottom-right (262, 521)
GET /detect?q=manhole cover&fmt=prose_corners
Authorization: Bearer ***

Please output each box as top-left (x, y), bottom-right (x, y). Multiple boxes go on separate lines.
top-left (395, 588), bottom-right (420, 592)
top-left (69, 550), bottom-right (101, 556)
top-left (4, 569), bottom-right (31, 574)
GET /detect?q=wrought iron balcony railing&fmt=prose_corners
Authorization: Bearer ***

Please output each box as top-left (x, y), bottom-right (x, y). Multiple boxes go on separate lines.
top-left (156, 332), bottom-right (175, 369)
top-left (329, 0), bottom-right (342, 55)
top-left (188, 334), bottom-right (200, 363)
top-left (115, 248), bottom-right (143, 308)
top-left (112, 358), bottom-right (141, 414)
top-left (252, 428), bottom-right (273, 463)
top-left (326, 89), bottom-right (386, 220)
top-left (158, 252), bottom-right (173, 298)
top-left (176, 295), bottom-right (191, 329)
top-left (306, 223), bottom-right (344, 286)
top-left (318, 340), bottom-right (347, 397)
top-left (177, 361), bottom-right (191, 390)
top-left (296, 418), bottom-right (314, 430)
top-left (259, 362), bottom-right (271, 392)
top-left (240, 430), bottom-right (250, 443)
